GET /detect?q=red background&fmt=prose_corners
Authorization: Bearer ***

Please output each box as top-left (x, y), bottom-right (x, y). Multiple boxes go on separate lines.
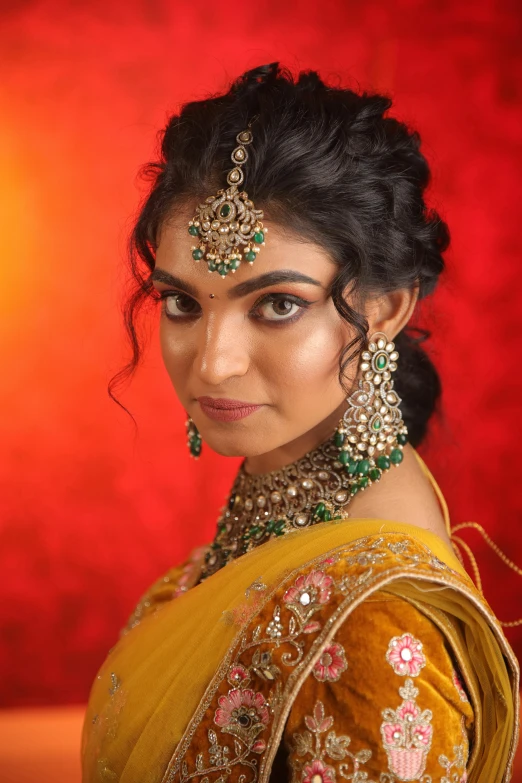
top-left (0, 0), bottom-right (521, 708)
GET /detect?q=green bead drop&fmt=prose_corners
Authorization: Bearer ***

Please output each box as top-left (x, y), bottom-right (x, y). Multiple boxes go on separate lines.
top-left (245, 251), bottom-right (256, 262)
top-left (390, 448), bottom-right (404, 465)
top-left (323, 509), bottom-right (332, 522)
top-left (254, 231), bottom-right (264, 243)
top-left (188, 225), bottom-right (199, 236)
top-left (359, 477), bottom-right (369, 489)
top-left (229, 258), bottom-right (240, 270)
top-left (350, 485), bottom-right (359, 496)
top-left (192, 249), bottom-right (203, 260)
top-left (397, 433), bottom-right (408, 446)
top-left (356, 459), bottom-right (370, 476)
top-left (313, 502), bottom-right (326, 520)
top-left (218, 263), bottom-right (228, 277)
top-left (345, 460), bottom-right (358, 476)
top-left (338, 451), bottom-right (349, 466)
top-left (334, 431), bottom-right (345, 448)
top-left (369, 468), bottom-right (382, 482)
top-left (376, 454), bottom-right (390, 470)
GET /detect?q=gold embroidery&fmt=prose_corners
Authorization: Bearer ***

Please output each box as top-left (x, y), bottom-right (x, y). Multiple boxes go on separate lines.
top-left (291, 700), bottom-right (374, 783)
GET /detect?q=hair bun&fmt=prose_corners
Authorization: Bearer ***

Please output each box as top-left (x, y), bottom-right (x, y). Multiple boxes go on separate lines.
top-left (230, 62), bottom-right (280, 97)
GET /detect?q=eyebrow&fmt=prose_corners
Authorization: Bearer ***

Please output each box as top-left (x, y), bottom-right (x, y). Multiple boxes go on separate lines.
top-left (150, 268), bottom-right (323, 299)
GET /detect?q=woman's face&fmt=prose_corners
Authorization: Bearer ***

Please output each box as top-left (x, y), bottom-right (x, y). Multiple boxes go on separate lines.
top-left (152, 208), bottom-right (358, 463)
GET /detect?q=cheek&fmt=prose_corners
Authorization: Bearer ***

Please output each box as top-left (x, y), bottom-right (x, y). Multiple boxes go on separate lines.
top-left (255, 311), bottom-right (348, 400)
top-left (158, 321), bottom-right (193, 394)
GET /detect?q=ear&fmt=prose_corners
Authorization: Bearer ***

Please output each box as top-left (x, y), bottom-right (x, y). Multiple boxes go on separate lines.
top-left (364, 285), bottom-right (420, 340)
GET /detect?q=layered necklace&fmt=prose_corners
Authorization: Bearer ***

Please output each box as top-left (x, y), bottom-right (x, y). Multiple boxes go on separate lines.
top-left (199, 429), bottom-right (405, 581)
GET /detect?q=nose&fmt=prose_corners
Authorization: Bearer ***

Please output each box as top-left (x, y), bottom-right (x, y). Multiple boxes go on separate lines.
top-left (194, 312), bottom-right (250, 386)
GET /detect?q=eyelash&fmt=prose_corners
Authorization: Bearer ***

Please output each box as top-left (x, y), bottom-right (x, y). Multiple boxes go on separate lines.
top-left (157, 290), bottom-right (313, 326)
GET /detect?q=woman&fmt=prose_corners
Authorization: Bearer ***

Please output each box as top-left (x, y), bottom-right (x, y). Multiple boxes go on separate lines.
top-left (81, 63), bottom-right (519, 782)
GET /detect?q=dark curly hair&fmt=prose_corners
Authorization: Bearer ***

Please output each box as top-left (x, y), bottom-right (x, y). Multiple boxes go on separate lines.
top-left (110, 62), bottom-right (449, 448)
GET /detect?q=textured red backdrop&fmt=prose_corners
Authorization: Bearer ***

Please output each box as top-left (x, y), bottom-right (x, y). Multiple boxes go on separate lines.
top-left (0, 0), bottom-right (521, 707)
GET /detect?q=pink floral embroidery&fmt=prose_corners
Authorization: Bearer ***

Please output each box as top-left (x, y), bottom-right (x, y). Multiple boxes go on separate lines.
top-left (302, 758), bottom-right (336, 783)
top-left (386, 633), bottom-right (426, 677)
top-left (383, 723), bottom-right (404, 745)
top-left (397, 700), bottom-right (419, 722)
top-left (227, 665), bottom-right (250, 686)
top-left (283, 570), bottom-right (333, 611)
top-left (313, 642), bottom-right (348, 682)
top-left (381, 678), bottom-right (433, 779)
top-left (214, 688), bottom-right (269, 730)
top-left (452, 669), bottom-right (469, 703)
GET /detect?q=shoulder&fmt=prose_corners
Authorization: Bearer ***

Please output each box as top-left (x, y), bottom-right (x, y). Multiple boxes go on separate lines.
top-left (121, 544), bottom-right (207, 634)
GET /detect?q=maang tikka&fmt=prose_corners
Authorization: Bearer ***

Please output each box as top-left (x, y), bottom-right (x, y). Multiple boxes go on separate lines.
top-left (187, 124), bottom-right (266, 278)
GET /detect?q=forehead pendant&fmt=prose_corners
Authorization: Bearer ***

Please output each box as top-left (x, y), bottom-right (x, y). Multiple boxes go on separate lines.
top-left (187, 126), bottom-right (266, 277)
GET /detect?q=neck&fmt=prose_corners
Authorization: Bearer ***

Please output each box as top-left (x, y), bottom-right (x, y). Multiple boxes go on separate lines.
top-left (243, 400), bottom-right (347, 475)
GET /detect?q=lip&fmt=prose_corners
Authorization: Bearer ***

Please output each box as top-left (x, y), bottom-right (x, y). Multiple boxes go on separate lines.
top-left (197, 396), bottom-right (263, 422)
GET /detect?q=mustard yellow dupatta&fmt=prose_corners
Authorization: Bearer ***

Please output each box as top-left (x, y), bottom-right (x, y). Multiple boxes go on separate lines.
top-left (81, 453), bottom-right (519, 783)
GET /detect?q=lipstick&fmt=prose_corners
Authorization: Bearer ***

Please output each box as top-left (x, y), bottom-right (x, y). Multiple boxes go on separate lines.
top-left (197, 396), bottom-right (262, 422)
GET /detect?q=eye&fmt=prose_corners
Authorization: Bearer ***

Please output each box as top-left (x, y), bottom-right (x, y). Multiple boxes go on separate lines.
top-left (160, 292), bottom-right (201, 319)
top-left (253, 294), bottom-right (310, 322)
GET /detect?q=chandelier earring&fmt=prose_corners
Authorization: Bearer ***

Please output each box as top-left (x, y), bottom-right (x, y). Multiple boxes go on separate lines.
top-left (334, 331), bottom-right (408, 495)
top-left (186, 416), bottom-right (202, 459)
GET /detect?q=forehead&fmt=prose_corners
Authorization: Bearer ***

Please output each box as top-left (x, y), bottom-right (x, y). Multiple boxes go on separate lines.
top-left (155, 208), bottom-right (338, 286)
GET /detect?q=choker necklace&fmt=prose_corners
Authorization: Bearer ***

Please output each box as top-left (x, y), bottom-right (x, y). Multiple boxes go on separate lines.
top-left (199, 430), bottom-right (407, 581)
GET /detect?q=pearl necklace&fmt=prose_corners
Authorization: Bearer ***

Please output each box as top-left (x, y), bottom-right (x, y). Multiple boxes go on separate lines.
top-left (199, 431), bottom-right (406, 581)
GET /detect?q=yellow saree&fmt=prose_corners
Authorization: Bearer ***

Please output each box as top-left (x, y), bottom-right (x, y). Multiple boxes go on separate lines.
top-left (81, 450), bottom-right (519, 782)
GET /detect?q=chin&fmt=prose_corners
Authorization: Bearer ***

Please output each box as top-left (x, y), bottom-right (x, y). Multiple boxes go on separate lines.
top-left (202, 431), bottom-right (277, 459)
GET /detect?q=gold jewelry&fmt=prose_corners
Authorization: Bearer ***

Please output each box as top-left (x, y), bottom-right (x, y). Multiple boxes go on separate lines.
top-left (334, 331), bottom-right (408, 484)
top-left (186, 416), bottom-right (201, 459)
top-left (199, 331), bottom-right (408, 581)
top-left (187, 126), bottom-right (266, 278)
top-left (200, 433), bottom-right (353, 580)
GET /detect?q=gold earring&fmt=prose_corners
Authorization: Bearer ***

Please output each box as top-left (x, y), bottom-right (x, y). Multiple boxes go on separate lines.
top-left (333, 332), bottom-right (408, 497)
top-left (186, 416), bottom-right (202, 459)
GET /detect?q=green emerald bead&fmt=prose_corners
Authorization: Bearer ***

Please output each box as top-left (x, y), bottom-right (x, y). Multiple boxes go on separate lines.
top-left (345, 460), bottom-right (358, 476)
top-left (254, 231), bottom-right (264, 243)
top-left (334, 431), bottom-right (345, 448)
top-left (369, 468), bottom-right (382, 482)
top-left (350, 485), bottom-right (360, 496)
top-left (390, 448), bottom-right (404, 465)
top-left (358, 477), bottom-right (369, 489)
top-left (229, 258), bottom-right (240, 270)
top-left (188, 225), bottom-right (199, 236)
top-left (323, 509), bottom-right (332, 522)
top-left (249, 525), bottom-right (261, 537)
top-left (275, 520), bottom-right (286, 535)
top-left (266, 519), bottom-right (276, 533)
top-left (376, 455), bottom-right (390, 470)
top-left (192, 249), bottom-right (203, 260)
top-left (338, 451), bottom-right (349, 466)
top-left (313, 502), bottom-right (326, 520)
top-left (397, 433), bottom-right (408, 446)
top-left (218, 263), bottom-right (228, 277)
top-left (376, 354), bottom-right (387, 370)
top-left (219, 203), bottom-right (231, 218)
top-left (245, 251), bottom-right (256, 262)
top-left (356, 459), bottom-right (370, 476)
